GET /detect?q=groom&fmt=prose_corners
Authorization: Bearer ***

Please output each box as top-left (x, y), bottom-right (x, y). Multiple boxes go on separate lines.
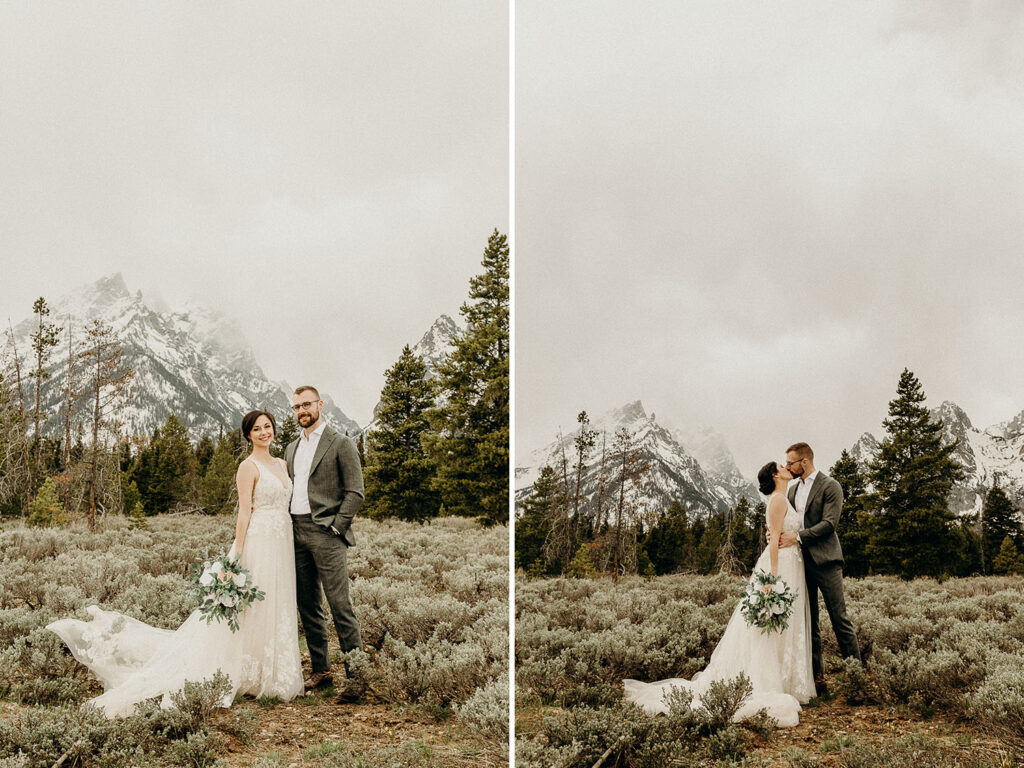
top-left (777, 442), bottom-right (861, 692)
top-left (285, 385), bottom-right (365, 702)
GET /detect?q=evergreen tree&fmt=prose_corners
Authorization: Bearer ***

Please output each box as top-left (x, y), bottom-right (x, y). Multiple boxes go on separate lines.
top-left (200, 428), bottom-right (246, 515)
top-left (830, 450), bottom-right (871, 578)
top-left (980, 485), bottom-right (1022, 575)
top-left (273, 415), bottom-right (300, 458)
top-left (949, 516), bottom-right (982, 577)
top-left (27, 477), bottom-right (67, 528)
top-left (129, 428), bottom-right (161, 513)
top-left (695, 512), bottom-right (725, 574)
top-left (865, 369), bottom-right (965, 579)
top-left (567, 543), bottom-right (597, 578)
top-left (29, 297), bottom-right (62, 494)
top-left (423, 230), bottom-right (509, 526)
top-left (992, 535), bottom-right (1024, 575)
top-left (150, 414), bottom-right (200, 512)
top-left (516, 464), bottom-right (561, 574)
top-left (363, 346), bottom-right (440, 523)
top-left (195, 435), bottom-right (215, 476)
top-left (0, 370), bottom-right (27, 516)
top-left (645, 500), bottom-right (694, 575)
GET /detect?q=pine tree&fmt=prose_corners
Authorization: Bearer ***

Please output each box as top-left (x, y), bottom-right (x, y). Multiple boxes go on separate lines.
top-left (980, 485), bottom-right (1022, 575)
top-left (27, 477), bottom-right (67, 528)
top-left (516, 464), bottom-right (561, 574)
top-left (0, 369), bottom-right (27, 516)
top-left (29, 298), bottom-right (62, 494)
top-left (363, 346), bottom-right (440, 523)
top-left (695, 512), bottom-right (725, 574)
top-left (273, 415), bottom-right (300, 458)
top-left (200, 428), bottom-right (246, 515)
top-left (567, 543), bottom-right (597, 578)
top-left (992, 535), bottom-right (1024, 575)
top-left (570, 411), bottom-right (597, 556)
top-left (830, 450), bottom-right (871, 578)
top-left (423, 230), bottom-right (509, 526)
top-left (644, 500), bottom-right (694, 575)
top-left (151, 414), bottom-right (200, 513)
top-left (865, 369), bottom-right (965, 579)
top-left (195, 435), bottom-right (215, 476)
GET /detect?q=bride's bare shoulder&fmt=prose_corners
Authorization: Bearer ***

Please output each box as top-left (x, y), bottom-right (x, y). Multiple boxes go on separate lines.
top-left (236, 458), bottom-right (258, 479)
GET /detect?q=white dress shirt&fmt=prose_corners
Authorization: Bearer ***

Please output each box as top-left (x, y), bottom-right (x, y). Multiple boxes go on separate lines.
top-left (794, 468), bottom-right (819, 517)
top-left (290, 421), bottom-right (326, 516)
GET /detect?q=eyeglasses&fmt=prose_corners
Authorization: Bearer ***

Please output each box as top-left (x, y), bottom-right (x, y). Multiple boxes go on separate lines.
top-left (785, 459), bottom-right (804, 468)
top-left (292, 401), bottom-right (319, 412)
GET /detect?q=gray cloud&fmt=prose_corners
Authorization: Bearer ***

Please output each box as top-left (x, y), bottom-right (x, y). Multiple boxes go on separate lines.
top-left (516, 0), bottom-right (1024, 476)
top-left (0, 1), bottom-right (507, 425)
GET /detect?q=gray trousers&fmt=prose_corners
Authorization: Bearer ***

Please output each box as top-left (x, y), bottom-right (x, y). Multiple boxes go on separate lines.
top-left (292, 515), bottom-right (362, 673)
top-left (804, 557), bottom-right (861, 678)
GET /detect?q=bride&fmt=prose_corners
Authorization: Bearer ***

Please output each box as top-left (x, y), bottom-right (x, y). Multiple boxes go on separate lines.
top-left (624, 460), bottom-right (815, 727)
top-left (47, 410), bottom-right (304, 717)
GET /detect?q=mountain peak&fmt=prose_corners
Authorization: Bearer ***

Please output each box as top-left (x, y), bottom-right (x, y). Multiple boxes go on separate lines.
top-left (94, 272), bottom-right (130, 297)
top-left (933, 400), bottom-right (972, 430)
top-left (609, 400), bottom-right (648, 426)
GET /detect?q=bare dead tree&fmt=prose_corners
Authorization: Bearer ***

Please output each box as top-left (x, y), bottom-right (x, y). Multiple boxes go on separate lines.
top-left (58, 319), bottom-right (80, 513)
top-left (593, 431), bottom-right (609, 531)
top-left (716, 503), bottom-right (745, 576)
top-left (78, 319), bottom-right (134, 528)
top-left (610, 425), bottom-right (651, 582)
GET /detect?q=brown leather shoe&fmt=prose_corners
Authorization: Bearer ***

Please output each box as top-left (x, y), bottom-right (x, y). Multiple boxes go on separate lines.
top-left (304, 671), bottom-right (334, 691)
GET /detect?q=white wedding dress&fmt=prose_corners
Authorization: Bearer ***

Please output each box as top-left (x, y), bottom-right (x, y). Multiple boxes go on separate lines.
top-left (47, 460), bottom-right (304, 717)
top-left (624, 494), bottom-right (815, 727)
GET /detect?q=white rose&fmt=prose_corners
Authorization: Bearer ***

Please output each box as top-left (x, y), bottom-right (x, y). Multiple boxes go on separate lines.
top-left (199, 571), bottom-right (214, 587)
top-left (232, 572), bottom-right (247, 588)
top-left (772, 602), bottom-right (787, 614)
top-left (220, 594), bottom-right (237, 608)
top-left (772, 581), bottom-right (786, 595)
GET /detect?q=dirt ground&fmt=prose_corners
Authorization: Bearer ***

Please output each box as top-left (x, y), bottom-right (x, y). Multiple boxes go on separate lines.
top-left (210, 684), bottom-right (506, 767)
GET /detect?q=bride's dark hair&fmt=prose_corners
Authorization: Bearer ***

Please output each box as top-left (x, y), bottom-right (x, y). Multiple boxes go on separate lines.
top-left (757, 461), bottom-right (779, 496)
top-left (241, 410), bottom-right (277, 443)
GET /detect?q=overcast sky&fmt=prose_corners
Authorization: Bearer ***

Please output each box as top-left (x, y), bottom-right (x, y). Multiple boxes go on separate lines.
top-left (516, 1), bottom-right (1024, 477)
top-left (0, 2), bottom-right (507, 426)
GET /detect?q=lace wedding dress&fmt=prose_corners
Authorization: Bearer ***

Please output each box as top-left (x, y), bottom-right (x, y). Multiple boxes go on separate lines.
top-left (47, 460), bottom-right (304, 717)
top-left (624, 494), bottom-right (815, 727)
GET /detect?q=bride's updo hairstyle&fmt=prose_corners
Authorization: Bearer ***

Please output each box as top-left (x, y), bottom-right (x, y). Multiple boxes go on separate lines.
top-left (757, 461), bottom-right (779, 496)
top-left (241, 410), bottom-right (277, 444)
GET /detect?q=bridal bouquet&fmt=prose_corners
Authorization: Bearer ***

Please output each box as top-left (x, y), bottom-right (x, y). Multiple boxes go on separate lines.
top-left (188, 554), bottom-right (265, 633)
top-left (741, 570), bottom-right (797, 635)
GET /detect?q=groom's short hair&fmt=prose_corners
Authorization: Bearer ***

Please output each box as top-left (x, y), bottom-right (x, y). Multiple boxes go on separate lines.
top-left (786, 442), bottom-right (814, 460)
top-left (294, 385), bottom-right (320, 400)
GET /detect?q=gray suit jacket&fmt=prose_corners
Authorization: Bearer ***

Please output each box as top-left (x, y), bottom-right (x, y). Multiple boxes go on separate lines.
top-left (787, 472), bottom-right (845, 568)
top-left (285, 426), bottom-right (364, 547)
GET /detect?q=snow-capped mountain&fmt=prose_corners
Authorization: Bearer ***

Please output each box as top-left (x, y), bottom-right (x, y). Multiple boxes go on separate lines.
top-left (515, 401), bottom-right (760, 522)
top-left (366, 313), bottom-right (462, 427)
top-left (413, 313), bottom-right (461, 380)
top-left (848, 400), bottom-right (1024, 516)
top-left (5, 273), bottom-right (359, 441)
top-left (670, 423), bottom-right (757, 508)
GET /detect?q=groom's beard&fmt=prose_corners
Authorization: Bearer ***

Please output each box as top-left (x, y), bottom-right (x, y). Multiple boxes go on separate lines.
top-left (298, 412), bottom-right (320, 427)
